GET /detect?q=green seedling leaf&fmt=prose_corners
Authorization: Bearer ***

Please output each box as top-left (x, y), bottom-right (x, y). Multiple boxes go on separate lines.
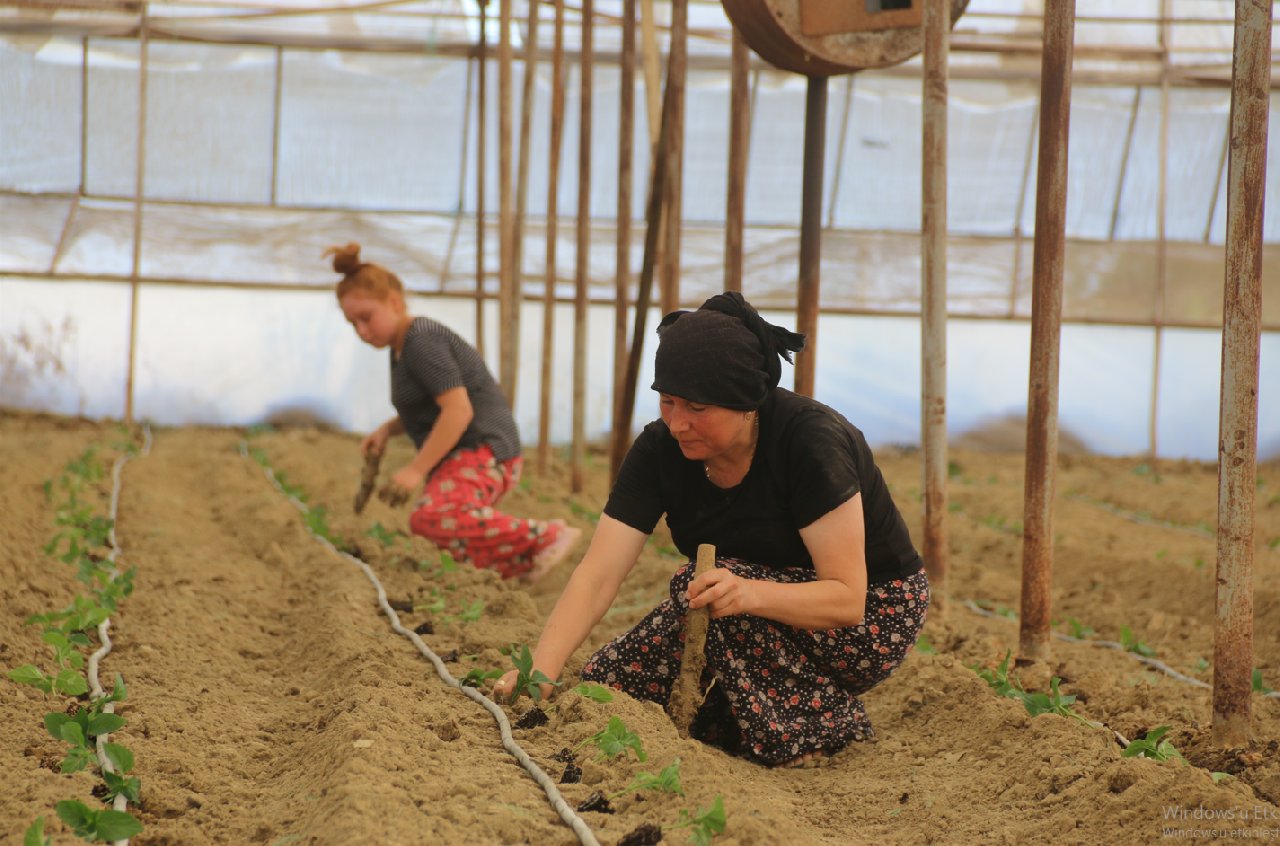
top-left (365, 522), bottom-right (402, 547)
top-left (1122, 725), bottom-right (1183, 763)
top-left (511, 644), bottom-right (559, 703)
top-left (1253, 669), bottom-right (1274, 695)
top-left (609, 758), bottom-right (685, 799)
top-left (674, 795), bottom-right (726, 846)
top-left (55, 801), bottom-right (96, 838)
top-left (1211, 772), bottom-right (1232, 783)
top-left (54, 668), bottom-right (88, 697)
top-left (461, 668), bottom-right (502, 688)
top-left (1064, 617), bottom-right (1095, 639)
top-left (103, 770), bottom-right (142, 803)
top-left (447, 599), bottom-right (486, 624)
top-left (94, 809), bottom-right (144, 841)
top-left (971, 651), bottom-right (1021, 700)
top-left (437, 552), bottom-right (459, 573)
top-left (414, 590), bottom-right (446, 615)
top-left (8, 664), bottom-right (53, 693)
top-left (104, 741), bottom-right (135, 774)
top-left (1020, 677), bottom-right (1091, 725)
top-left (1119, 626), bottom-right (1157, 657)
top-left (572, 683), bottom-right (614, 704)
top-left (24, 817), bottom-right (51, 846)
top-left (914, 633), bottom-right (936, 655)
top-left (88, 712), bottom-right (125, 736)
top-left (576, 716), bottom-right (647, 762)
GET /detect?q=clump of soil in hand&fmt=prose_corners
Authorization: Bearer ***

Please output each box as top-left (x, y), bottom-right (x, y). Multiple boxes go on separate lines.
top-left (576, 792), bottom-right (613, 814)
top-left (618, 824), bottom-right (663, 846)
top-left (514, 707), bottom-right (548, 730)
top-left (413, 621), bottom-right (433, 635)
top-left (559, 762), bottom-right (582, 784)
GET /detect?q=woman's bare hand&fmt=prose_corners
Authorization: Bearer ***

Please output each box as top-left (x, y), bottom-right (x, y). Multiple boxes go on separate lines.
top-left (687, 568), bottom-right (756, 618)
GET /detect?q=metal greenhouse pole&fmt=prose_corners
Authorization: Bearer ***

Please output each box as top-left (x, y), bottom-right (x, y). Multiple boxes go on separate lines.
top-left (658, 0), bottom-right (688, 316)
top-left (793, 75), bottom-right (826, 399)
top-left (498, 0), bottom-right (518, 401)
top-left (1213, 0), bottom-right (1270, 749)
top-left (921, 0), bottom-right (949, 609)
top-left (1019, 0), bottom-right (1074, 664)
top-left (612, 0), bottom-right (636, 453)
top-left (475, 0), bottom-right (489, 356)
top-left (571, 0), bottom-right (594, 493)
top-left (125, 3), bottom-right (150, 424)
top-left (723, 27), bottom-right (750, 294)
top-left (537, 0), bottom-right (567, 475)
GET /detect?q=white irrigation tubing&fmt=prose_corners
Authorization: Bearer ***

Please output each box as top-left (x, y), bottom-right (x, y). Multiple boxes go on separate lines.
top-left (86, 424), bottom-right (153, 846)
top-left (960, 599), bottom-right (1280, 699)
top-left (238, 442), bottom-right (602, 846)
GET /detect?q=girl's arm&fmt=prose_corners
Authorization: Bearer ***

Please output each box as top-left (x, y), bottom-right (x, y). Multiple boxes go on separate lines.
top-left (494, 515), bottom-right (648, 700)
top-left (687, 493), bottom-right (869, 630)
top-left (389, 386), bottom-right (473, 490)
top-left (361, 415), bottom-right (405, 456)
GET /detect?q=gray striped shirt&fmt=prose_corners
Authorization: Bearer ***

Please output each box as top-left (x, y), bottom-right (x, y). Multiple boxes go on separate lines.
top-left (390, 317), bottom-right (521, 464)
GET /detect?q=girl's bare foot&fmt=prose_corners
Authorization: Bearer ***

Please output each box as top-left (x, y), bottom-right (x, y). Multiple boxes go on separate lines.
top-left (521, 520), bottom-right (582, 584)
top-left (777, 750), bottom-right (833, 769)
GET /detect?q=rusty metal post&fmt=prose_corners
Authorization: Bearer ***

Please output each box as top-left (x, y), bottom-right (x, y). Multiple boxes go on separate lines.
top-left (1018, 0), bottom-right (1074, 664)
top-left (794, 74), bottom-right (827, 398)
top-left (475, 0), bottom-right (489, 356)
top-left (612, 0), bottom-right (636, 456)
top-left (537, 0), bottom-right (568, 475)
top-left (1213, 0), bottom-right (1270, 749)
top-left (571, 0), bottom-right (594, 493)
top-left (657, 0), bottom-right (688, 317)
top-left (125, 3), bottom-right (150, 424)
top-left (724, 27), bottom-right (750, 294)
top-left (498, 0), bottom-right (517, 402)
top-left (921, 0), bottom-right (949, 610)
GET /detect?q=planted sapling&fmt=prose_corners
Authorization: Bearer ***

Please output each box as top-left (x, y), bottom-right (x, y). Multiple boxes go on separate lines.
top-left (672, 795), bottom-right (727, 846)
top-left (1253, 669), bottom-right (1274, 695)
top-left (1122, 726), bottom-right (1184, 763)
top-left (576, 716), bottom-right (647, 762)
top-left (972, 651), bottom-right (1020, 700)
top-left (55, 800), bottom-right (143, 842)
top-left (1119, 626), bottom-right (1157, 657)
top-left (608, 758), bottom-right (685, 800)
top-left (1063, 617), bottom-right (1095, 639)
top-left (510, 644), bottom-right (558, 703)
top-left (461, 667), bottom-right (503, 688)
top-left (1020, 678), bottom-right (1092, 725)
top-left (24, 818), bottom-right (51, 846)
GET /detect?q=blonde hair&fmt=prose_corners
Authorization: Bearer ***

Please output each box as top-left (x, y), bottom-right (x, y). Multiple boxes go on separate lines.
top-left (325, 242), bottom-right (405, 304)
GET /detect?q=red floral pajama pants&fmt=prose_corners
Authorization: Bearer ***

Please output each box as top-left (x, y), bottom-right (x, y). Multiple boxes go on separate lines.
top-left (581, 557), bottom-right (929, 765)
top-left (408, 445), bottom-right (558, 580)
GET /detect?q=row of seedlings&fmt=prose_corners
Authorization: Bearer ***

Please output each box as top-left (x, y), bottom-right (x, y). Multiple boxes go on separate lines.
top-left (8, 435), bottom-right (145, 844)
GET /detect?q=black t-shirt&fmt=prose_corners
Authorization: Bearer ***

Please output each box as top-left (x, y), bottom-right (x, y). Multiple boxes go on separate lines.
top-left (604, 389), bottom-right (922, 583)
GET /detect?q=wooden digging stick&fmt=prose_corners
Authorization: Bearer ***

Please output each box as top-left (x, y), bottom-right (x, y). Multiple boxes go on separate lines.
top-left (353, 450), bottom-right (382, 514)
top-left (666, 543), bottom-right (715, 737)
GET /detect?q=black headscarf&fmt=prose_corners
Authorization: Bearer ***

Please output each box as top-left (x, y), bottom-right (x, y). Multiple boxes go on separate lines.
top-left (650, 292), bottom-right (806, 410)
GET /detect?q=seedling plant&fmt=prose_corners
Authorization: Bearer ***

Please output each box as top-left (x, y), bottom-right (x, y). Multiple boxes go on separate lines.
top-left (672, 796), bottom-right (727, 846)
top-left (576, 716), bottom-right (647, 762)
top-left (1122, 726), bottom-right (1184, 763)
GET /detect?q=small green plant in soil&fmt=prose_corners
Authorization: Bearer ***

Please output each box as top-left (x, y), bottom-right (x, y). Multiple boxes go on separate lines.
top-left (365, 522), bottom-right (403, 548)
top-left (1122, 726), bottom-right (1183, 763)
top-left (913, 633), bottom-right (937, 655)
top-left (1020, 678), bottom-right (1091, 725)
top-left (24, 817), bottom-right (51, 846)
top-left (55, 799), bottom-right (143, 842)
top-left (672, 795), bottom-right (726, 846)
top-left (576, 715), bottom-right (647, 762)
top-left (509, 644), bottom-right (558, 703)
top-left (461, 667), bottom-right (503, 688)
top-left (1119, 626), bottom-right (1157, 657)
top-left (609, 758), bottom-right (685, 800)
top-left (1254, 668), bottom-right (1274, 695)
top-left (972, 650), bottom-right (1020, 699)
top-left (8, 632), bottom-right (88, 697)
top-left (443, 598), bottom-right (486, 625)
top-left (1063, 617), bottom-right (1095, 639)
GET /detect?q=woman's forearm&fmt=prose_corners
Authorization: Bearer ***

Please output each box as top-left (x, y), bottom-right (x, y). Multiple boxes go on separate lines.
top-left (383, 416), bottom-right (406, 436)
top-left (408, 402), bottom-right (471, 476)
top-left (531, 568), bottom-right (617, 680)
top-left (747, 578), bottom-right (865, 630)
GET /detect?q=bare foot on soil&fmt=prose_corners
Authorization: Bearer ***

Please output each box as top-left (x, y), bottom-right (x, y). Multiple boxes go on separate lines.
top-left (777, 750), bottom-right (833, 769)
top-left (521, 521), bottom-right (583, 584)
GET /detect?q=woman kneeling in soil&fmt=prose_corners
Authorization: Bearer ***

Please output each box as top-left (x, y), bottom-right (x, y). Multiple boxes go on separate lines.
top-left (330, 242), bottom-right (580, 582)
top-left (495, 292), bottom-right (928, 766)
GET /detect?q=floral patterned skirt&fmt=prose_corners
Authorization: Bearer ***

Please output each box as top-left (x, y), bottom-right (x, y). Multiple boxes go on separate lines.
top-left (581, 558), bottom-right (929, 765)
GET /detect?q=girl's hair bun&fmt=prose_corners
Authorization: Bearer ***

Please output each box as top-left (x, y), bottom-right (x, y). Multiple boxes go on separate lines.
top-left (323, 242), bottom-right (363, 275)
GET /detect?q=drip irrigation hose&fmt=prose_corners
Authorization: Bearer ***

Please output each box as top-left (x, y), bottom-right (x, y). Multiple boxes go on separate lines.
top-left (239, 442), bottom-right (602, 846)
top-left (961, 598), bottom-right (1280, 700)
top-left (86, 423), bottom-right (153, 846)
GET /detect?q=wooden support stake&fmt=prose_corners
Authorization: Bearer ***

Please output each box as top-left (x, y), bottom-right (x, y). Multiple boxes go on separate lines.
top-left (475, 0), bottom-right (490, 356)
top-left (571, 0), bottom-right (594, 493)
top-left (498, 0), bottom-right (518, 401)
top-left (667, 543), bottom-right (716, 736)
top-left (537, 0), bottom-right (568, 475)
